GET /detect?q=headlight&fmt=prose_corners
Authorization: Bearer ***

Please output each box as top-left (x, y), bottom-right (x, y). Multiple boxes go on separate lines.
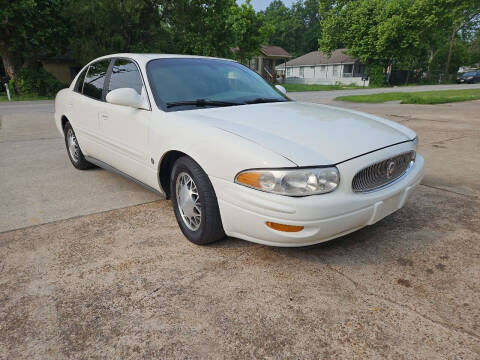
top-left (235, 167), bottom-right (340, 196)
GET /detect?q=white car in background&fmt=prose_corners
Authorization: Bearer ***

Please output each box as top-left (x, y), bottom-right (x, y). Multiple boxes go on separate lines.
top-left (55, 54), bottom-right (424, 247)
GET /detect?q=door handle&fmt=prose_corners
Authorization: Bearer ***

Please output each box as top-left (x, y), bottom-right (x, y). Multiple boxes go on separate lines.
top-left (99, 113), bottom-right (109, 121)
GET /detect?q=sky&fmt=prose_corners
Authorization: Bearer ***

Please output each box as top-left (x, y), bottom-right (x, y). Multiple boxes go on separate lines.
top-left (237, 0), bottom-right (296, 11)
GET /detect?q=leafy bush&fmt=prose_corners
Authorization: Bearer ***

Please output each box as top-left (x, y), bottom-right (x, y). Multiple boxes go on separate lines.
top-left (13, 66), bottom-right (64, 97)
top-left (366, 64), bottom-right (386, 87)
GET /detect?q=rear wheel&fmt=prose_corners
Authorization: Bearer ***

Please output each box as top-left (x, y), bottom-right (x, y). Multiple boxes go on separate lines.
top-left (170, 156), bottom-right (225, 245)
top-left (63, 122), bottom-right (93, 170)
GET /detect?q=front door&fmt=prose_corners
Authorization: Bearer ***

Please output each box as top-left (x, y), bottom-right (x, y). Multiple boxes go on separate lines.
top-left (99, 58), bottom-right (151, 184)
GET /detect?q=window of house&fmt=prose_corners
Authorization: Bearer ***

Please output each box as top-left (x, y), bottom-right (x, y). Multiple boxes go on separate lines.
top-left (287, 68), bottom-right (292, 76)
top-left (82, 59), bottom-right (110, 100)
top-left (299, 67), bottom-right (304, 78)
top-left (108, 59), bottom-right (143, 95)
top-left (343, 64), bottom-right (353, 76)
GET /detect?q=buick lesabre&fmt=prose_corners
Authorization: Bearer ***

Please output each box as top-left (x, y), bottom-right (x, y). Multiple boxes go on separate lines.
top-left (54, 54), bottom-right (424, 246)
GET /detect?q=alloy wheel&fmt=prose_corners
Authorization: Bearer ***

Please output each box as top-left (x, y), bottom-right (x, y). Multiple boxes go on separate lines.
top-left (67, 128), bottom-right (80, 163)
top-left (175, 172), bottom-right (202, 231)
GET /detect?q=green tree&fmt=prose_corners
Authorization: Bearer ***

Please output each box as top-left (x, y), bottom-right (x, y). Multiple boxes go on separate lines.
top-left (65, 0), bottom-right (171, 65)
top-left (319, 0), bottom-right (480, 78)
top-left (167, 0), bottom-right (237, 58)
top-left (469, 32), bottom-right (480, 65)
top-left (65, 0), bottom-right (260, 63)
top-left (301, 0), bottom-right (325, 53)
top-left (261, 0), bottom-right (324, 57)
top-left (320, 0), bottom-right (433, 67)
top-left (431, 40), bottom-right (471, 73)
top-left (228, 0), bottom-right (270, 62)
top-left (261, 1), bottom-right (298, 55)
top-left (0, 0), bottom-right (68, 79)
top-left (442, 0), bottom-right (480, 74)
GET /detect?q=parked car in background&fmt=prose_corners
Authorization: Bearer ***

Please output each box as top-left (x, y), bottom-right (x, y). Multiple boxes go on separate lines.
top-left (55, 54), bottom-right (424, 247)
top-left (457, 70), bottom-right (480, 83)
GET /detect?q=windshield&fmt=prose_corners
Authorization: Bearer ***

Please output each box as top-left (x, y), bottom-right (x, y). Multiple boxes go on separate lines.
top-left (463, 71), bottom-right (476, 76)
top-left (146, 58), bottom-right (288, 111)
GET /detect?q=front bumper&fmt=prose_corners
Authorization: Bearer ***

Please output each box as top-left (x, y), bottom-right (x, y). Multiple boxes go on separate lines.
top-left (211, 142), bottom-right (424, 247)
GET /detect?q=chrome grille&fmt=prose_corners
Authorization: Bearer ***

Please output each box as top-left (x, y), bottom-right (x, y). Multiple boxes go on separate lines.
top-left (352, 151), bottom-right (415, 193)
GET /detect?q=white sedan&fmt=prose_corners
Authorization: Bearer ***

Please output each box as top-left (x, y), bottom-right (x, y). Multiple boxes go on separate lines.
top-left (55, 54), bottom-right (424, 247)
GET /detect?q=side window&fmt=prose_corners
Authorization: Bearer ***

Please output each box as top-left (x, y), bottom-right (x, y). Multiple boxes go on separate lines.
top-left (83, 60), bottom-right (110, 100)
top-left (74, 68), bottom-right (87, 93)
top-left (108, 59), bottom-right (143, 95)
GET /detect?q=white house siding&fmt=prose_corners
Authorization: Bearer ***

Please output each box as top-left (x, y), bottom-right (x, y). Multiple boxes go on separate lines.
top-left (303, 66), bottom-right (315, 78)
top-left (278, 63), bottom-right (369, 86)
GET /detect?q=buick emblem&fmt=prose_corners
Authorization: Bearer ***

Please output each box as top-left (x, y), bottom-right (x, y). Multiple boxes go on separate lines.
top-left (386, 160), bottom-right (396, 178)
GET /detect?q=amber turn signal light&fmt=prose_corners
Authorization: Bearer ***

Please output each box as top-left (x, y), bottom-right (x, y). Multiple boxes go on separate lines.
top-left (236, 172), bottom-right (261, 188)
top-left (266, 222), bottom-right (304, 232)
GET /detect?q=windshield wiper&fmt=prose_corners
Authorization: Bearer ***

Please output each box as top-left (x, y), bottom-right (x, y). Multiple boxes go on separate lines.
top-left (166, 99), bottom-right (240, 108)
top-left (243, 97), bottom-right (287, 104)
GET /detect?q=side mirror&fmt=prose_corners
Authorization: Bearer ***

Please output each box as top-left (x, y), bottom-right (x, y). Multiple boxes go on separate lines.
top-left (275, 84), bottom-right (287, 95)
top-left (106, 88), bottom-right (146, 109)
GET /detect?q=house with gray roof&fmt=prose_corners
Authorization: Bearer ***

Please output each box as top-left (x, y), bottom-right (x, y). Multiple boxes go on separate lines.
top-left (276, 49), bottom-right (368, 86)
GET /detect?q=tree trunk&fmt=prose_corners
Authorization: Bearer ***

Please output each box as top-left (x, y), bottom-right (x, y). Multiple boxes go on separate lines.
top-left (429, 48), bottom-right (435, 63)
top-left (0, 43), bottom-right (18, 80)
top-left (445, 26), bottom-right (457, 76)
top-left (385, 62), bottom-right (392, 85)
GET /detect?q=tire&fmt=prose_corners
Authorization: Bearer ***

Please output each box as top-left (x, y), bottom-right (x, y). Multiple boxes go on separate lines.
top-left (170, 156), bottom-right (225, 245)
top-left (63, 121), bottom-right (93, 170)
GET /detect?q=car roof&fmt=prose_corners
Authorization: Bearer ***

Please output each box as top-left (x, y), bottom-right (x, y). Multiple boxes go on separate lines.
top-left (92, 53), bottom-right (236, 66)
top-left (70, 53), bottom-right (238, 90)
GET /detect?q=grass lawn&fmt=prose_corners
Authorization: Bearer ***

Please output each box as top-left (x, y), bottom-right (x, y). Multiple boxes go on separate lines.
top-left (335, 89), bottom-right (480, 104)
top-left (0, 94), bottom-right (54, 102)
top-left (283, 83), bottom-right (364, 92)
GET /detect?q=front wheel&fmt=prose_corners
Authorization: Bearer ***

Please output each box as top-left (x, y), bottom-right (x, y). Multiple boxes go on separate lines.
top-left (170, 156), bottom-right (225, 245)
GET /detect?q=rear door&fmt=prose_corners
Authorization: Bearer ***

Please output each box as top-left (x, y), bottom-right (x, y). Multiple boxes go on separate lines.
top-left (69, 59), bottom-right (112, 158)
top-left (99, 58), bottom-right (151, 183)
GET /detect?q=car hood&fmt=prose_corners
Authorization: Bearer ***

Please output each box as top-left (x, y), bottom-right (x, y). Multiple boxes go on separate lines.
top-left (176, 101), bottom-right (415, 166)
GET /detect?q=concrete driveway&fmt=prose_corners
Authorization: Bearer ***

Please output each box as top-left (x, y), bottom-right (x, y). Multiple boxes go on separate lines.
top-left (1, 91), bottom-right (479, 359)
top-left (0, 101), bottom-right (160, 232)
